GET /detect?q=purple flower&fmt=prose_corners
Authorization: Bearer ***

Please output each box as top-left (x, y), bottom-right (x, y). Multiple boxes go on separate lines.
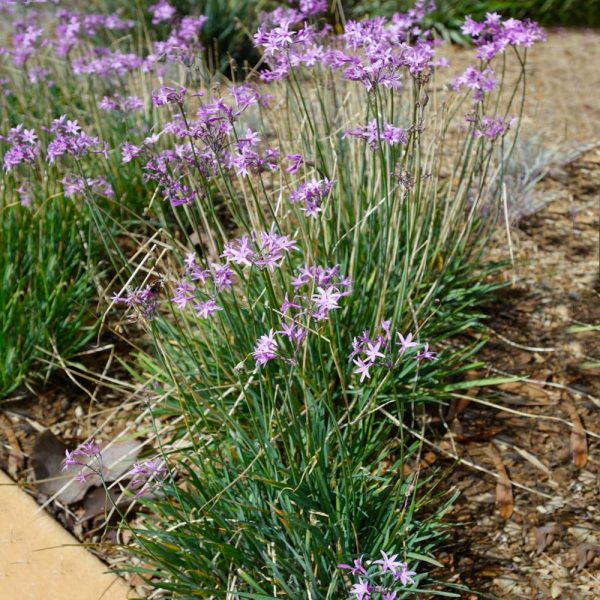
top-left (396, 332), bottom-right (418, 354)
top-left (337, 555), bottom-right (368, 577)
top-left (415, 343), bottom-right (436, 361)
top-left (350, 578), bottom-right (373, 600)
top-left (129, 458), bottom-right (168, 497)
top-left (286, 153), bottom-right (304, 174)
top-left (62, 440), bottom-right (102, 482)
top-left (62, 174), bottom-right (114, 199)
top-left (353, 357), bottom-right (372, 382)
top-left (100, 94), bottom-right (143, 113)
top-left (382, 593), bottom-right (398, 600)
top-left (2, 124), bottom-right (39, 171)
top-left (346, 121), bottom-right (408, 150)
top-left (453, 66), bottom-right (497, 102)
top-left (17, 184), bottom-right (32, 207)
top-left (222, 235), bottom-right (254, 267)
top-left (472, 115), bottom-right (512, 139)
top-left (280, 322), bottom-right (307, 346)
top-left (460, 14), bottom-right (545, 61)
top-left (312, 286), bottom-right (342, 317)
top-left (122, 142), bottom-right (143, 164)
top-left (289, 178), bottom-right (334, 217)
top-left (149, 0), bottom-right (176, 24)
top-left (281, 293), bottom-right (301, 314)
top-left (211, 263), bottom-right (236, 290)
top-left (394, 563), bottom-right (416, 586)
top-left (222, 232), bottom-right (297, 271)
top-left (253, 330), bottom-right (279, 366)
top-left (47, 117), bottom-right (108, 163)
top-left (364, 341), bottom-right (386, 363)
top-left (152, 86), bottom-right (187, 108)
top-left (375, 551), bottom-right (404, 575)
top-left (113, 285), bottom-right (158, 319)
top-left (171, 280), bottom-right (195, 309)
top-left (194, 299), bottom-right (222, 319)
top-left (72, 51), bottom-right (144, 77)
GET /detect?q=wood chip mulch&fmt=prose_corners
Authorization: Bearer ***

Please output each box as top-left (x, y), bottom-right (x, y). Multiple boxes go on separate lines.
top-left (430, 147), bottom-right (600, 599)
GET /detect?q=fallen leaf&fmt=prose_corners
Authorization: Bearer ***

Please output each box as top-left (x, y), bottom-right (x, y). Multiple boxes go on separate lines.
top-left (30, 430), bottom-right (86, 504)
top-left (486, 444), bottom-right (514, 519)
top-left (30, 430), bottom-right (142, 504)
top-left (534, 523), bottom-right (562, 554)
top-left (81, 486), bottom-right (129, 523)
top-left (565, 397), bottom-right (588, 468)
top-left (575, 543), bottom-right (600, 570)
top-left (99, 439), bottom-right (142, 482)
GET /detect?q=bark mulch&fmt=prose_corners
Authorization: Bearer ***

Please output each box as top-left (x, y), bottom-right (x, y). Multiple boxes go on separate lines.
top-left (431, 147), bottom-right (600, 599)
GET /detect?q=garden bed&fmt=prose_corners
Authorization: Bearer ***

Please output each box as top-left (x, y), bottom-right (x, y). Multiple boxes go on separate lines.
top-left (0, 4), bottom-right (598, 597)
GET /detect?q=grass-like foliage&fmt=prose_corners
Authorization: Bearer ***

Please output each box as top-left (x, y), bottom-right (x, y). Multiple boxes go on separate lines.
top-left (0, 1), bottom-right (544, 597)
top-left (0, 192), bottom-right (96, 398)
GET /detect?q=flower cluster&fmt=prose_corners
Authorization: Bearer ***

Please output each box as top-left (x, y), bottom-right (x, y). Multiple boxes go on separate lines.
top-left (28, 66), bottom-right (53, 85)
top-left (54, 10), bottom-right (135, 58)
top-left (126, 85), bottom-right (272, 205)
top-left (289, 177), bottom-right (334, 217)
top-left (472, 115), bottom-right (513, 140)
top-left (129, 458), bottom-right (168, 497)
top-left (350, 320), bottom-right (436, 383)
top-left (222, 231), bottom-right (298, 271)
top-left (62, 439), bottom-right (102, 484)
top-left (321, 11), bottom-right (439, 91)
top-left (226, 128), bottom-right (280, 177)
top-left (47, 116), bottom-right (108, 163)
top-left (99, 94), bottom-right (144, 113)
top-left (149, 0), bottom-right (176, 25)
top-left (141, 145), bottom-right (200, 206)
top-left (260, 0), bottom-right (327, 27)
top-left (338, 552), bottom-right (416, 599)
top-left (254, 21), bottom-right (326, 81)
top-left (462, 13), bottom-right (546, 61)
top-left (72, 50), bottom-right (144, 77)
top-left (112, 285), bottom-right (159, 320)
top-left (452, 66), bottom-right (497, 102)
top-left (253, 264), bottom-right (352, 366)
top-left (9, 15), bottom-right (44, 67)
top-left (152, 86), bottom-right (187, 107)
top-left (62, 174), bottom-right (114, 199)
top-left (171, 231), bottom-right (297, 323)
top-left (2, 124), bottom-right (39, 171)
top-left (346, 121), bottom-right (409, 150)
top-left (170, 253), bottom-right (235, 317)
top-left (146, 14), bottom-right (207, 66)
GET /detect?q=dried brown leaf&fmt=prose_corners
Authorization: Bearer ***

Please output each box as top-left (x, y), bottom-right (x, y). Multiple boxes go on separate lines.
top-left (565, 398), bottom-right (588, 468)
top-left (81, 486), bottom-right (130, 523)
top-left (575, 543), bottom-right (600, 571)
top-left (30, 430), bottom-right (142, 505)
top-left (534, 522), bottom-right (562, 554)
top-left (486, 444), bottom-right (514, 519)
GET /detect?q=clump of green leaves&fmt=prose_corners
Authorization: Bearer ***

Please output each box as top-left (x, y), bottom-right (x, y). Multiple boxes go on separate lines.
top-left (0, 197), bottom-right (97, 399)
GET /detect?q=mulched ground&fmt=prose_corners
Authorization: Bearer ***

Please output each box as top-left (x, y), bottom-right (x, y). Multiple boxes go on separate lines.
top-left (431, 147), bottom-right (600, 598)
